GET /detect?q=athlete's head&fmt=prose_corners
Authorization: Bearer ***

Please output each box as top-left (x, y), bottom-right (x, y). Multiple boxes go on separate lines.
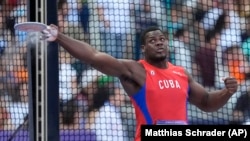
top-left (140, 26), bottom-right (169, 62)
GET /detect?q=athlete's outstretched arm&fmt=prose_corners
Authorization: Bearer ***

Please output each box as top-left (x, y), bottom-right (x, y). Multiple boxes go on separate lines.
top-left (42, 24), bottom-right (131, 77)
top-left (187, 71), bottom-right (238, 112)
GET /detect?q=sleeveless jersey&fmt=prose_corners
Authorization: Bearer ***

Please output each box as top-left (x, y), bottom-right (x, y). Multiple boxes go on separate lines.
top-left (130, 60), bottom-right (189, 141)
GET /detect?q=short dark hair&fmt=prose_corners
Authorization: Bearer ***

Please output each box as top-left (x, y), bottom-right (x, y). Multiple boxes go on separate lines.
top-left (174, 28), bottom-right (185, 38)
top-left (205, 29), bottom-right (218, 43)
top-left (140, 26), bottom-right (162, 45)
top-left (60, 98), bottom-right (77, 125)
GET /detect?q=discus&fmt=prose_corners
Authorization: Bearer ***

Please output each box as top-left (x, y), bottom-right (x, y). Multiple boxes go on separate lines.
top-left (14, 22), bottom-right (47, 32)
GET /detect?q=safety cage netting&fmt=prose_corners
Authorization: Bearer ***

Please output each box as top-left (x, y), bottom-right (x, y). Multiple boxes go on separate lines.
top-left (0, 0), bottom-right (250, 141)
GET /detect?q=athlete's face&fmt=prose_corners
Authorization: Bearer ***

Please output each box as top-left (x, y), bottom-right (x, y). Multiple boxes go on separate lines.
top-left (142, 30), bottom-right (169, 61)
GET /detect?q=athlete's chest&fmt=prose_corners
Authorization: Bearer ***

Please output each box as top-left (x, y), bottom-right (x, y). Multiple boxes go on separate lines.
top-left (145, 68), bottom-right (189, 96)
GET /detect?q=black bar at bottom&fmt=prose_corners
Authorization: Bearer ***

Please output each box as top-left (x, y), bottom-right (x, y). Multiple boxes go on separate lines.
top-left (141, 125), bottom-right (250, 140)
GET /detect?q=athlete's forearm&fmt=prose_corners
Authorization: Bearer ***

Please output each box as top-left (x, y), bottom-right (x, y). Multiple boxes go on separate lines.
top-left (205, 88), bottom-right (233, 112)
top-left (56, 32), bottom-right (98, 64)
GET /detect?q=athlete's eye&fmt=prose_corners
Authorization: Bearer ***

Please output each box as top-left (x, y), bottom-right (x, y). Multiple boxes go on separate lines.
top-left (160, 38), bottom-right (165, 41)
top-left (149, 39), bottom-right (155, 43)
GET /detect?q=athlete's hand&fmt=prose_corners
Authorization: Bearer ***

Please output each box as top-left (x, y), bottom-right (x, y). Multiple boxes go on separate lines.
top-left (41, 24), bottom-right (58, 42)
top-left (223, 77), bottom-right (238, 95)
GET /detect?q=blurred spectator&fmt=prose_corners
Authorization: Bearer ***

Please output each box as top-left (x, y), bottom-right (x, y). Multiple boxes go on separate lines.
top-left (1, 0), bottom-right (18, 38)
top-left (197, 0), bottom-right (243, 52)
top-left (79, 0), bottom-right (90, 43)
top-left (194, 0), bottom-right (216, 23)
top-left (12, 50), bottom-right (28, 84)
top-left (60, 98), bottom-right (82, 130)
top-left (84, 75), bottom-right (126, 141)
top-left (57, 0), bottom-right (84, 40)
top-left (132, 0), bottom-right (165, 60)
top-left (66, 0), bottom-right (82, 25)
top-left (115, 82), bottom-right (135, 141)
top-left (59, 95), bottom-right (97, 141)
top-left (195, 30), bottom-right (220, 88)
top-left (166, 6), bottom-right (184, 35)
top-left (9, 0), bottom-right (27, 44)
top-left (241, 16), bottom-right (250, 61)
top-left (6, 82), bottom-right (28, 129)
top-left (0, 53), bottom-right (17, 98)
top-left (2, 0), bottom-right (18, 12)
top-left (238, 0), bottom-right (250, 18)
top-left (0, 97), bottom-right (11, 130)
top-left (175, 1), bottom-right (204, 66)
top-left (0, 12), bottom-right (8, 56)
top-left (96, 0), bottom-right (132, 59)
top-left (217, 0), bottom-right (242, 51)
top-left (199, 0), bottom-right (222, 32)
top-left (57, 0), bottom-right (68, 32)
top-left (59, 48), bottom-right (78, 102)
top-left (80, 68), bottom-right (135, 140)
top-left (74, 90), bottom-right (89, 124)
top-left (197, 0), bottom-right (244, 90)
top-left (193, 0), bottom-right (219, 43)
top-left (0, 37), bottom-right (7, 56)
top-left (222, 45), bottom-right (250, 85)
top-left (177, 0), bottom-right (198, 30)
top-left (79, 68), bottom-right (104, 128)
top-left (0, 46), bottom-right (28, 101)
top-left (81, 68), bottom-right (104, 93)
top-left (242, 41), bottom-right (250, 61)
top-left (230, 87), bottom-right (250, 125)
top-left (71, 60), bottom-right (90, 86)
top-left (172, 28), bottom-right (192, 73)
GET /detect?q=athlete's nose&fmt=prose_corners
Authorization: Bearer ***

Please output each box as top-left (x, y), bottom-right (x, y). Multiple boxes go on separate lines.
top-left (155, 39), bottom-right (163, 47)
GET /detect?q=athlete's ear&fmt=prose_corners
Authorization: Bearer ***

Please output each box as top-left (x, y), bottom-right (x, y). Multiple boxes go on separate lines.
top-left (141, 45), bottom-right (145, 53)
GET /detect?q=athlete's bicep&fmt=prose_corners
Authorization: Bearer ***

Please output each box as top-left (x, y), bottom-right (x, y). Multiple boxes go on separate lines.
top-left (186, 71), bottom-right (208, 110)
top-left (188, 81), bottom-right (208, 107)
top-left (91, 52), bottom-right (134, 77)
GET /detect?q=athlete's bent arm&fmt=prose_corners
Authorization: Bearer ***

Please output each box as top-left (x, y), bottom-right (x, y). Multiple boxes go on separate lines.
top-left (187, 72), bottom-right (238, 112)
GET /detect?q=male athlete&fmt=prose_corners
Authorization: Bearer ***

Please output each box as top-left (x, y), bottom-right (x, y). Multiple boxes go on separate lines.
top-left (42, 25), bottom-right (238, 141)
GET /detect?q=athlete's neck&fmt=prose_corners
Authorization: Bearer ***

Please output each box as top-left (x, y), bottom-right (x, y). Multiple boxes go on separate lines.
top-left (145, 60), bottom-right (168, 69)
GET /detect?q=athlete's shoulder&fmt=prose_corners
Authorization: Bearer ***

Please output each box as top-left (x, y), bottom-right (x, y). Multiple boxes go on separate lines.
top-left (167, 62), bottom-right (187, 73)
top-left (167, 62), bottom-right (183, 68)
top-left (138, 59), bottom-right (145, 64)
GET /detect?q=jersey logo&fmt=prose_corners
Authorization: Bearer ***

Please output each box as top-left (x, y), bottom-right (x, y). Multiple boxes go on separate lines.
top-left (150, 70), bottom-right (155, 76)
top-left (158, 79), bottom-right (181, 89)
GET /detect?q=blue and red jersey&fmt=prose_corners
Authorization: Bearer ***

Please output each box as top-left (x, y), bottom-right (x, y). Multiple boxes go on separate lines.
top-left (130, 60), bottom-right (190, 141)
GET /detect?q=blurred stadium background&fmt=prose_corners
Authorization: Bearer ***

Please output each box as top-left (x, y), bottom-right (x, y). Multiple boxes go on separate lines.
top-left (0, 0), bottom-right (249, 140)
